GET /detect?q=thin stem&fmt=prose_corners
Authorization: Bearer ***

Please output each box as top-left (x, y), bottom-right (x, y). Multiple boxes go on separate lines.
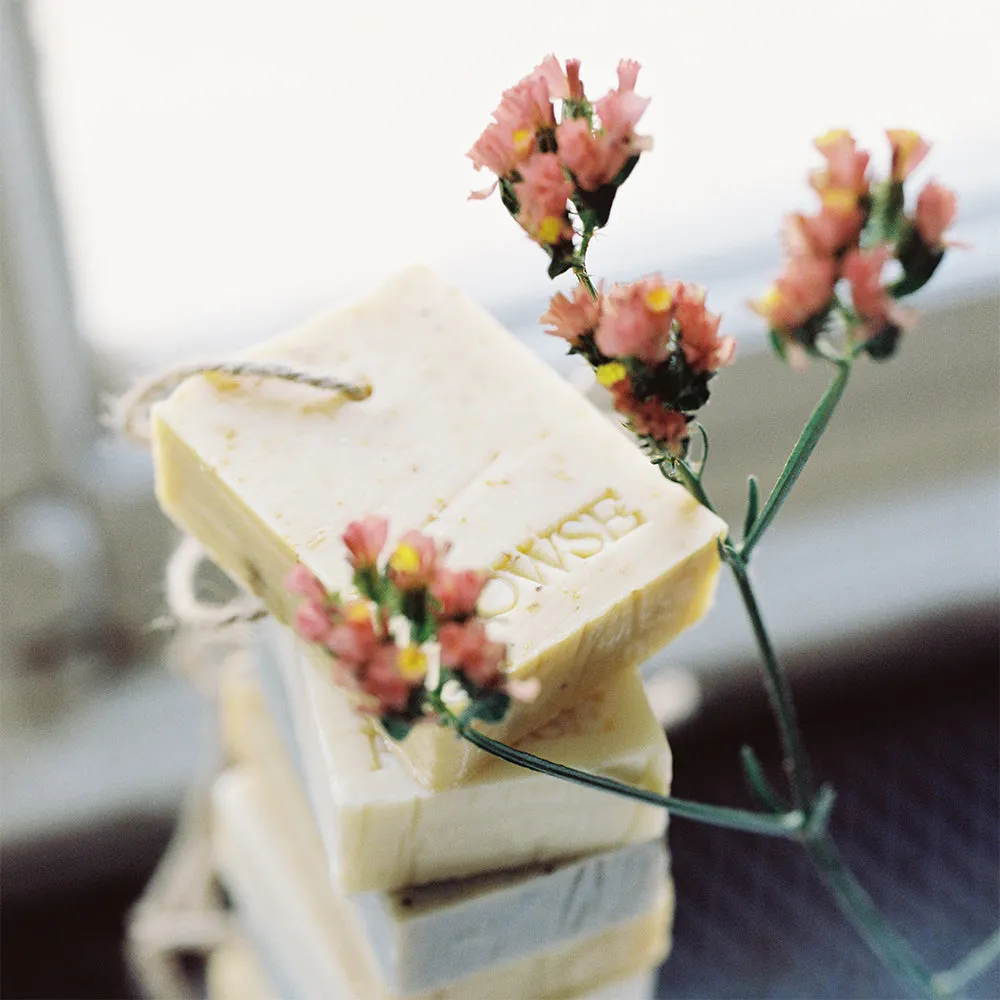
top-left (726, 551), bottom-right (814, 813)
top-left (667, 455), bottom-right (718, 515)
top-left (573, 226), bottom-right (598, 299)
top-left (458, 726), bottom-right (805, 839)
top-left (574, 266), bottom-right (598, 299)
top-left (933, 928), bottom-right (1000, 997)
top-left (807, 832), bottom-right (940, 999)
top-left (741, 359), bottom-right (851, 560)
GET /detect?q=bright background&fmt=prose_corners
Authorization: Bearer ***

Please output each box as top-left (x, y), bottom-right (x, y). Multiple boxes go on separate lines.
top-left (29, 0), bottom-right (1000, 361)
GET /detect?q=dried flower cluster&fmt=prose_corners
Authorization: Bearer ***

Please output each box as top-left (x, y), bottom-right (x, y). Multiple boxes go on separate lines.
top-left (542, 277), bottom-right (735, 456)
top-left (751, 129), bottom-right (958, 363)
top-left (287, 516), bottom-right (533, 740)
top-left (468, 55), bottom-right (652, 277)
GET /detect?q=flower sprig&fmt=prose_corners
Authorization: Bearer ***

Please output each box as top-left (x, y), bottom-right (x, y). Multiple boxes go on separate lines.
top-left (542, 275), bottom-right (735, 458)
top-left (751, 129), bottom-right (959, 364)
top-left (285, 516), bottom-right (535, 741)
top-left (462, 55), bottom-right (990, 1000)
top-left (468, 55), bottom-right (652, 278)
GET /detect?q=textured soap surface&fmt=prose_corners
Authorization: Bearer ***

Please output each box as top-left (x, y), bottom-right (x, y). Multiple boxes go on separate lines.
top-left (229, 623), bottom-right (670, 892)
top-left (212, 768), bottom-right (672, 1000)
top-left (153, 266), bottom-right (725, 787)
top-left (220, 652), bottom-right (669, 994)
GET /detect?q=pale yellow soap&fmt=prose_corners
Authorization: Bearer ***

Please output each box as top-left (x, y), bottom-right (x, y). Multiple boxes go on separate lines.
top-left (222, 628), bottom-right (671, 893)
top-left (153, 266), bottom-right (726, 788)
top-left (212, 767), bottom-right (673, 1000)
top-left (220, 654), bottom-right (669, 994)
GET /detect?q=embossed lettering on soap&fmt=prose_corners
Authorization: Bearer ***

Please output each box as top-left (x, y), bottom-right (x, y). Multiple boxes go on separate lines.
top-left (479, 488), bottom-right (646, 618)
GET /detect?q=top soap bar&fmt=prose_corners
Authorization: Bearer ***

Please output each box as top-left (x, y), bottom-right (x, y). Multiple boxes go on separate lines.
top-left (152, 266), bottom-right (726, 788)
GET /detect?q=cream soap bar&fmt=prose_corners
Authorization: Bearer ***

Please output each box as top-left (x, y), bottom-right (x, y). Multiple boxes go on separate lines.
top-left (212, 768), bottom-right (672, 1000)
top-left (231, 623), bottom-right (671, 892)
top-left (220, 656), bottom-right (669, 994)
top-left (207, 932), bottom-right (659, 1000)
top-left (153, 266), bottom-right (726, 788)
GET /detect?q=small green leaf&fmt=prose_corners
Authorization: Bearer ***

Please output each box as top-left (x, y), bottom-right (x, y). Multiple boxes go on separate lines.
top-left (769, 329), bottom-right (788, 361)
top-left (352, 567), bottom-right (379, 602)
top-left (893, 224), bottom-right (944, 297)
top-left (547, 239), bottom-right (577, 279)
top-left (381, 715), bottom-right (412, 742)
top-left (743, 475), bottom-right (760, 542)
top-left (739, 745), bottom-right (787, 814)
top-left (862, 322), bottom-right (902, 361)
top-left (499, 177), bottom-right (519, 218)
top-left (467, 690), bottom-right (510, 724)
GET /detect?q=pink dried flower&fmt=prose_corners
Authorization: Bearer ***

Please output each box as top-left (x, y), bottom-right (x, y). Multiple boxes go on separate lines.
top-left (595, 275), bottom-right (677, 363)
top-left (609, 381), bottom-right (690, 454)
top-left (439, 621), bottom-right (507, 687)
top-left (841, 246), bottom-right (908, 331)
top-left (326, 601), bottom-right (379, 667)
top-left (616, 58), bottom-right (641, 94)
top-left (513, 152), bottom-right (574, 245)
top-left (362, 644), bottom-right (418, 714)
top-left (342, 515), bottom-right (388, 571)
top-left (388, 529), bottom-right (447, 591)
top-left (915, 180), bottom-right (958, 248)
top-left (887, 129), bottom-right (931, 183)
top-left (431, 568), bottom-right (490, 621)
top-left (783, 206), bottom-right (864, 259)
top-left (751, 255), bottom-right (837, 334)
top-left (555, 118), bottom-right (623, 191)
top-left (593, 87), bottom-right (651, 153)
top-left (810, 130), bottom-right (870, 202)
top-left (536, 54), bottom-right (584, 101)
top-left (674, 283), bottom-right (736, 374)
top-left (467, 69), bottom-right (555, 182)
top-left (285, 564), bottom-right (327, 605)
top-left (540, 284), bottom-right (602, 344)
top-left (294, 601), bottom-right (335, 645)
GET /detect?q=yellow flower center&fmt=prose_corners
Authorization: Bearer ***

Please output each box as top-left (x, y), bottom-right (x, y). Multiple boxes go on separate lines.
top-left (820, 188), bottom-right (857, 213)
top-left (891, 129), bottom-right (920, 156)
top-left (644, 286), bottom-right (673, 313)
top-left (513, 128), bottom-right (534, 154)
top-left (536, 216), bottom-right (563, 244)
top-left (398, 645), bottom-right (427, 680)
top-left (753, 285), bottom-right (782, 318)
top-left (389, 543), bottom-right (420, 574)
top-left (345, 601), bottom-right (371, 624)
top-left (595, 361), bottom-right (628, 387)
top-left (815, 128), bottom-right (849, 148)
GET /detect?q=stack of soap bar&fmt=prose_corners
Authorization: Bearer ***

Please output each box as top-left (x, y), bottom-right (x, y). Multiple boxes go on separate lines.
top-left (209, 657), bottom-right (672, 1000)
top-left (148, 270), bottom-right (716, 997)
top-left (153, 266), bottom-right (726, 788)
top-left (255, 621), bottom-right (670, 891)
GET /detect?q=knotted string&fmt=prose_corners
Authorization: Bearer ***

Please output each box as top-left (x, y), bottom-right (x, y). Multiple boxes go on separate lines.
top-left (111, 358), bottom-right (370, 628)
top-left (151, 536), bottom-right (267, 633)
top-left (109, 359), bottom-right (372, 445)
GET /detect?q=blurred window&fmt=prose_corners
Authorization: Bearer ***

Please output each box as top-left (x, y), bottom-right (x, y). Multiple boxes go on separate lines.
top-left (26, 0), bottom-right (1000, 364)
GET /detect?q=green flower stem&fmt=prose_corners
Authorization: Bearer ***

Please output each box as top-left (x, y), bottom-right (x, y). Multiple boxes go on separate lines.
top-left (933, 929), bottom-right (1000, 997)
top-left (806, 832), bottom-right (939, 999)
top-left (740, 358), bottom-right (852, 561)
top-left (574, 266), bottom-right (598, 299)
top-left (724, 547), bottom-right (814, 813)
top-left (672, 457), bottom-right (718, 515)
top-left (457, 725), bottom-right (806, 839)
top-left (573, 226), bottom-right (598, 300)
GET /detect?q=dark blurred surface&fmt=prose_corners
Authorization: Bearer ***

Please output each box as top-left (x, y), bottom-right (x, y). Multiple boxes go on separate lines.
top-left (661, 609), bottom-right (999, 1000)
top-left (1, 610), bottom-right (997, 1000)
